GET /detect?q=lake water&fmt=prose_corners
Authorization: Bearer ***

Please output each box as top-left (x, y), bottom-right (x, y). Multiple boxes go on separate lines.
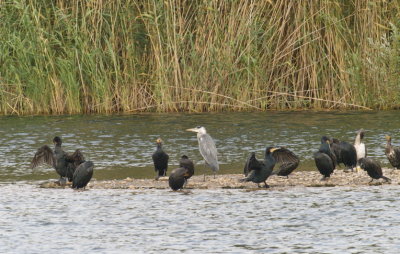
top-left (1, 111), bottom-right (400, 253)
top-left (1, 111), bottom-right (399, 181)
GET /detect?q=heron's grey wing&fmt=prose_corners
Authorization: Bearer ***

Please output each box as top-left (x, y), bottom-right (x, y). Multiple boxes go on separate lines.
top-left (31, 145), bottom-right (54, 169)
top-left (272, 147), bottom-right (299, 164)
top-left (198, 134), bottom-right (219, 171)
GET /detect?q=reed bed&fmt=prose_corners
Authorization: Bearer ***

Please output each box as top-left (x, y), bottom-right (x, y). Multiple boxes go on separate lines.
top-left (0, 0), bottom-right (399, 115)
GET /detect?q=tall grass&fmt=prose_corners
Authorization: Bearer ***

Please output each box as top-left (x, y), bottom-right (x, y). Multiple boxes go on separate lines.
top-left (0, 0), bottom-right (399, 115)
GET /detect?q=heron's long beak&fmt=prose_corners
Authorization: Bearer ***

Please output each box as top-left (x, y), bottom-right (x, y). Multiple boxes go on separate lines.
top-left (186, 128), bottom-right (198, 132)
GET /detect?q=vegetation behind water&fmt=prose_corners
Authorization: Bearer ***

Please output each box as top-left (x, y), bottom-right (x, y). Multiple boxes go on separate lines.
top-left (1, 0), bottom-right (400, 115)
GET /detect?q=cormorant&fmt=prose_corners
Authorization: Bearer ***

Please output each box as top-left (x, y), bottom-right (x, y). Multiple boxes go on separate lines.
top-left (330, 138), bottom-right (357, 171)
top-left (354, 129), bottom-right (367, 161)
top-left (314, 152), bottom-right (335, 180)
top-left (31, 136), bottom-right (85, 183)
top-left (169, 167), bottom-right (190, 191)
top-left (179, 155), bottom-right (194, 180)
top-left (270, 147), bottom-right (300, 178)
top-left (320, 136), bottom-right (337, 168)
top-left (168, 155), bottom-right (194, 191)
top-left (152, 138), bottom-right (169, 180)
top-left (240, 147), bottom-right (281, 188)
top-left (314, 138), bottom-right (335, 180)
top-left (186, 126), bottom-right (219, 179)
top-left (358, 158), bottom-right (391, 183)
top-left (72, 161), bottom-right (94, 189)
top-left (329, 138), bottom-right (342, 164)
top-left (385, 135), bottom-right (400, 170)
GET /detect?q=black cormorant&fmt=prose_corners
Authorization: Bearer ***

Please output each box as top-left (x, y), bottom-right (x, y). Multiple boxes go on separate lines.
top-left (240, 147), bottom-right (282, 188)
top-left (169, 167), bottom-right (189, 191)
top-left (179, 155), bottom-right (194, 180)
top-left (270, 147), bottom-right (300, 178)
top-left (330, 138), bottom-right (357, 171)
top-left (152, 138), bottom-right (169, 180)
top-left (31, 136), bottom-right (85, 183)
top-left (72, 161), bottom-right (94, 189)
top-left (314, 152), bottom-right (335, 180)
top-left (385, 135), bottom-right (400, 170)
top-left (358, 158), bottom-right (391, 183)
top-left (320, 136), bottom-right (337, 168)
top-left (314, 138), bottom-right (335, 180)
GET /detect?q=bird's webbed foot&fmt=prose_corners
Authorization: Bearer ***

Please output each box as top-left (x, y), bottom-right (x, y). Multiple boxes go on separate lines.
top-left (320, 176), bottom-right (329, 181)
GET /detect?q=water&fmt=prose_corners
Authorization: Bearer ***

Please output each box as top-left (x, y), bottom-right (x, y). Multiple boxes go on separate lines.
top-left (1, 111), bottom-right (400, 181)
top-left (1, 183), bottom-right (399, 253)
top-left (1, 111), bottom-right (400, 253)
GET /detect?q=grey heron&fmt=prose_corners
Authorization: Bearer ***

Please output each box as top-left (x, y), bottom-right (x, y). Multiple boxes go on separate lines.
top-left (186, 126), bottom-right (219, 179)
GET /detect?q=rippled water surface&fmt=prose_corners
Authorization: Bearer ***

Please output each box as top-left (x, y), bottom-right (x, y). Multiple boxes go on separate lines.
top-left (1, 111), bottom-right (400, 181)
top-left (1, 111), bottom-right (400, 253)
top-left (1, 183), bottom-right (400, 253)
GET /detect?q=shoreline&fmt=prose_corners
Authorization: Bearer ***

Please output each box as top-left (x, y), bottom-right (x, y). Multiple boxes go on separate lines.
top-left (39, 168), bottom-right (399, 190)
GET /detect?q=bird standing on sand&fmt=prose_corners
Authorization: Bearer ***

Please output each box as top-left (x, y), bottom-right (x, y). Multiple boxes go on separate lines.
top-left (31, 136), bottom-right (85, 184)
top-left (186, 126), bottom-right (219, 179)
top-left (270, 147), bottom-right (300, 178)
top-left (241, 147), bottom-right (288, 188)
top-left (358, 157), bottom-right (391, 183)
top-left (385, 135), bottom-right (400, 171)
top-left (320, 136), bottom-right (337, 168)
top-left (354, 129), bottom-right (367, 161)
top-left (330, 138), bottom-right (357, 172)
top-left (179, 155), bottom-right (195, 180)
top-left (314, 138), bottom-right (335, 180)
top-left (168, 155), bottom-right (195, 191)
top-left (72, 161), bottom-right (94, 189)
top-left (152, 138), bottom-right (169, 180)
